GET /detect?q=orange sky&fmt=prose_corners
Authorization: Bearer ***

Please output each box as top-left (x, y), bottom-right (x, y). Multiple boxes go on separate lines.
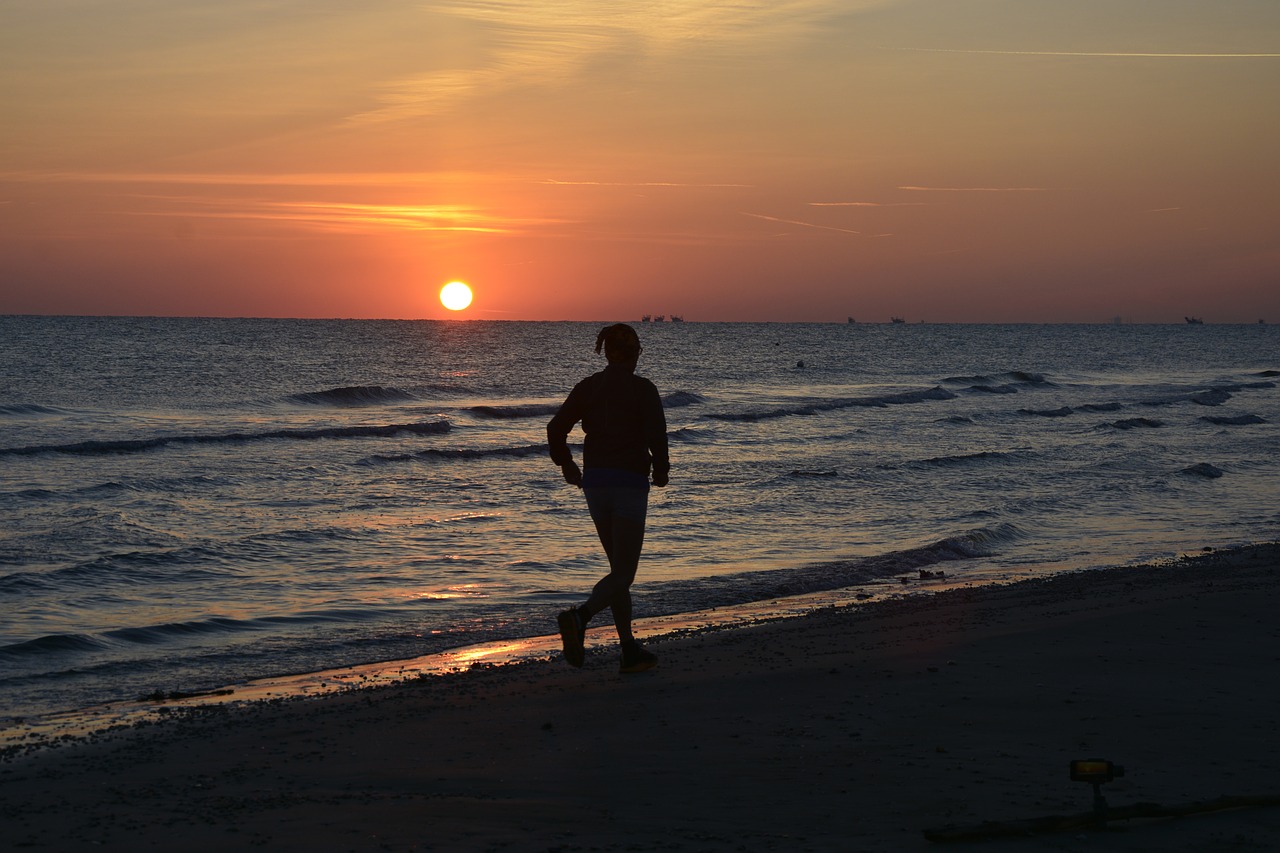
top-left (2, 1), bottom-right (1278, 322)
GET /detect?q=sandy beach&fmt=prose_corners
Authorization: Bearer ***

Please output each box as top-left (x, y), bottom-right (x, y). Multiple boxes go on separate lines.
top-left (3, 544), bottom-right (1278, 851)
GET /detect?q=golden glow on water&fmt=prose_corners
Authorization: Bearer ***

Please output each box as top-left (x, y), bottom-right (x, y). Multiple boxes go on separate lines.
top-left (0, 584), bottom-right (913, 749)
top-left (413, 584), bottom-right (484, 601)
top-left (0, 545), bottom-right (1248, 751)
top-left (452, 643), bottom-right (524, 665)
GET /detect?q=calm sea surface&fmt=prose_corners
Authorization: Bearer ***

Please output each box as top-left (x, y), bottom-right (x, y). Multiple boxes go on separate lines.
top-left (2, 317), bottom-right (1277, 720)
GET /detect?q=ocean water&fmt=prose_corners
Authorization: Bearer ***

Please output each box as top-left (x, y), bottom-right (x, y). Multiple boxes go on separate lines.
top-left (2, 316), bottom-right (1277, 721)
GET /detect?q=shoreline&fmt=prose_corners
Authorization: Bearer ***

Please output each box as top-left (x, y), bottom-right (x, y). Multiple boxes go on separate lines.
top-left (0, 565), bottom-right (967, 750)
top-left (2, 543), bottom-right (1279, 850)
top-left (0, 542), bottom-right (1247, 752)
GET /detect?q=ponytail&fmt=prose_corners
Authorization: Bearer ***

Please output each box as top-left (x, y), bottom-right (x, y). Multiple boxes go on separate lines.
top-left (595, 323), bottom-right (641, 363)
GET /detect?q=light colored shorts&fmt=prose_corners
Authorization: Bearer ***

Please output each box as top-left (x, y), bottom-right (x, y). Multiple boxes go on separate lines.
top-left (582, 468), bottom-right (650, 524)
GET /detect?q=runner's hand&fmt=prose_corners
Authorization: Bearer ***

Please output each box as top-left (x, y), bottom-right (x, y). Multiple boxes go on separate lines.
top-left (561, 461), bottom-right (583, 487)
top-left (652, 470), bottom-right (669, 488)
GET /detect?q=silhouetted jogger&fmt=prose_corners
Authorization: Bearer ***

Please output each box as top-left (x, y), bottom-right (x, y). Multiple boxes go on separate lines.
top-left (548, 323), bottom-right (669, 672)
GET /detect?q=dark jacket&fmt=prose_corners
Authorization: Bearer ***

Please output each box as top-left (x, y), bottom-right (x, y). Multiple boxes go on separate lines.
top-left (547, 364), bottom-right (669, 479)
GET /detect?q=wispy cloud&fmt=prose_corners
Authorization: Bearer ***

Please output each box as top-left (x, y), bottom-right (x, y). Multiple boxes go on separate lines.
top-left (235, 201), bottom-right (518, 233)
top-left (899, 186), bottom-right (1048, 193)
top-left (354, 0), bottom-right (899, 122)
top-left (895, 48), bottom-right (1280, 59)
top-left (0, 171), bottom-right (477, 187)
top-left (742, 212), bottom-right (862, 235)
top-left (2, 170), bottom-right (539, 233)
top-left (127, 196), bottom-right (552, 234)
top-left (540, 179), bottom-right (752, 188)
top-left (435, 0), bottom-right (896, 53)
top-left (808, 201), bottom-right (928, 207)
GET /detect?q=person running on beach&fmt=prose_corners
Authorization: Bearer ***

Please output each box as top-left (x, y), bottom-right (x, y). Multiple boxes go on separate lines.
top-left (548, 323), bottom-right (669, 673)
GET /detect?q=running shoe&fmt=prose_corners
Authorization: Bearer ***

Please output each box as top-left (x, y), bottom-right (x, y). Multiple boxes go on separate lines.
top-left (557, 609), bottom-right (585, 668)
top-left (619, 641), bottom-right (658, 674)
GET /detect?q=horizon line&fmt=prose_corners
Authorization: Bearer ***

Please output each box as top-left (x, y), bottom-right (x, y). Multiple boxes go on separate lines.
top-left (0, 313), bottom-right (1268, 326)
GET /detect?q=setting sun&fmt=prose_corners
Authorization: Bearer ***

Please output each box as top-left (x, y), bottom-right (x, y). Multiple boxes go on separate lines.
top-left (439, 281), bottom-right (473, 312)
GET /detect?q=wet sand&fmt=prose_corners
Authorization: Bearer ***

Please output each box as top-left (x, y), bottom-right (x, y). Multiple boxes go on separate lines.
top-left (2, 544), bottom-right (1278, 851)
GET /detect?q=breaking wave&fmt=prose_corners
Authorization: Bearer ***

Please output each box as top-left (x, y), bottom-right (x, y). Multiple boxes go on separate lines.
top-left (1020, 407), bottom-right (1073, 417)
top-left (358, 443), bottom-right (548, 465)
top-left (1181, 463), bottom-right (1225, 479)
top-left (708, 386), bottom-right (957, 422)
top-left (669, 427), bottom-right (716, 443)
top-left (0, 420), bottom-right (452, 458)
top-left (287, 385), bottom-right (417, 406)
top-left (0, 609), bottom-right (395, 662)
top-left (1139, 382), bottom-right (1272, 409)
top-left (640, 524), bottom-right (1026, 612)
top-left (1106, 418), bottom-right (1164, 430)
top-left (0, 403), bottom-right (68, 416)
top-left (912, 450), bottom-right (1025, 469)
top-left (0, 633), bottom-right (109, 659)
top-left (1200, 414), bottom-right (1266, 426)
top-left (945, 371), bottom-right (1052, 395)
top-left (467, 404), bottom-right (560, 419)
top-left (662, 391), bottom-right (705, 408)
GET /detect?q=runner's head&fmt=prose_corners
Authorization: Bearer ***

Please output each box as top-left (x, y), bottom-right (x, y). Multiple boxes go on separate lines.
top-left (595, 323), bottom-right (642, 364)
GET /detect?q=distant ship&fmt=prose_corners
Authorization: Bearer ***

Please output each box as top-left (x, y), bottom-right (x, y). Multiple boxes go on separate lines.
top-left (890, 316), bottom-right (906, 324)
top-left (847, 316), bottom-right (857, 324)
top-left (1185, 316), bottom-right (1204, 325)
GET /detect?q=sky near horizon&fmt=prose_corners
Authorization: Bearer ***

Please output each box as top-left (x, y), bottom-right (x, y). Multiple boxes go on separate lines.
top-left (2, 1), bottom-right (1278, 322)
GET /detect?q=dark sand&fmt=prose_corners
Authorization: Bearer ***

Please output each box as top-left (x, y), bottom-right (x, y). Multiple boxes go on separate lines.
top-left (2, 545), bottom-right (1278, 851)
